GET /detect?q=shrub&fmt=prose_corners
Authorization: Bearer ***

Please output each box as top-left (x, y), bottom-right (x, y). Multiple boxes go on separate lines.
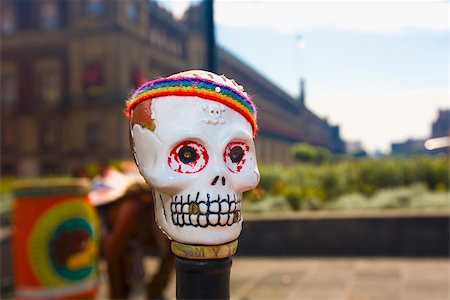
top-left (249, 154), bottom-right (448, 212)
top-left (325, 184), bottom-right (446, 211)
top-left (290, 143), bottom-right (331, 164)
top-left (418, 156), bottom-right (449, 190)
top-left (257, 164), bottom-right (284, 194)
top-left (243, 195), bottom-right (291, 213)
top-left (281, 186), bottom-right (303, 210)
top-left (320, 167), bottom-right (345, 200)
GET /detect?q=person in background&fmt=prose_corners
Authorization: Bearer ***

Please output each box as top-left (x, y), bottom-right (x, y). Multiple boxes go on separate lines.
top-left (88, 162), bottom-right (175, 299)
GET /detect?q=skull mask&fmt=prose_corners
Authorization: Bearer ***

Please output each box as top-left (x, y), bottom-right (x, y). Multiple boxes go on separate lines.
top-left (126, 70), bottom-right (260, 245)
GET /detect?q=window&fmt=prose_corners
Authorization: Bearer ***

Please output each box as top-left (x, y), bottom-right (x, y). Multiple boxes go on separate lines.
top-left (130, 66), bottom-right (145, 88)
top-left (127, 0), bottom-right (139, 22)
top-left (38, 70), bottom-right (61, 107)
top-left (40, 0), bottom-right (59, 30)
top-left (85, 0), bottom-right (105, 16)
top-left (40, 121), bottom-right (59, 151)
top-left (0, 4), bottom-right (15, 34)
top-left (1, 73), bottom-right (17, 105)
top-left (86, 122), bottom-right (103, 148)
top-left (81, 63), bottom-right (105, 99)
top-left (1, 123), bottom-right (15, 154)
top-left (35, 60), bottom-right (61, 107)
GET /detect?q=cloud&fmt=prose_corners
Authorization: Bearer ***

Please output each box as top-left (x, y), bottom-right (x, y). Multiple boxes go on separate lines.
top-left (214, 0), bottom-right (449, 34)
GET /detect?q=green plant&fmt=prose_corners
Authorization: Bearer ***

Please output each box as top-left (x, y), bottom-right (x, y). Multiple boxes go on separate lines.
top-left (290, 143), bottom-right (331, 164)
top-left (325, 184), bottom-right (447, 211)
top-left (243, 195), bottom-right (291, 213)
top-left (253, 155), bottom-right (448, 212)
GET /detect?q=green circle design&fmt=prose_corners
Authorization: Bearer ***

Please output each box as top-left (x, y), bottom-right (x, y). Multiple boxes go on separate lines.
top-left (28, 200), bottom-right (99, 286)
top-left (49, 217), bottom-right (93, 281)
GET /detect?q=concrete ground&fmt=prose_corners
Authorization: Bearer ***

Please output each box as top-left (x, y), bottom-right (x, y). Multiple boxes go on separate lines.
top-left (96, 257), bottom-right (449, 300)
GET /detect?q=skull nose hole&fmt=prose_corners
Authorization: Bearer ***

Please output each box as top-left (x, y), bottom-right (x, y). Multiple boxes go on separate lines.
top-left (211, 176), bottom-right (226, 186)
top-left (211, 176), bottom-right (219, 186)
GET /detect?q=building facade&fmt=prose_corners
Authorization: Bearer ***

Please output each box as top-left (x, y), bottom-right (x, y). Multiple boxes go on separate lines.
top-left (429, 109), bottom-right (449, 155)
top-left (390, 109), bottom-right (449, 155)
top-left (391, 139), bottom-right (427, 156)
top-left (1, 0), bottom-right (344, 176)
top-left (431, 109), bottom-right (449, 139)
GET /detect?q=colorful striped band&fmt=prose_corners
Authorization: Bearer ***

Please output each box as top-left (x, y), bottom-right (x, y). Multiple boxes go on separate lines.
top-left (125, 76), bottom-right (258, 136)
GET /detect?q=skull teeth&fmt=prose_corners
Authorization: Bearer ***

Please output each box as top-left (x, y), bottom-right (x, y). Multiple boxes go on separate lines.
top-left (233, 211), bottom-right (239, 223)
top-left (171, 193), bottom-right (241, 214)
top-left (170, 193), bottom-right (242, 227)
top-left (188, 202), bottom-right (199, 214)
top-left (172, 211), bottom-right (242, 227)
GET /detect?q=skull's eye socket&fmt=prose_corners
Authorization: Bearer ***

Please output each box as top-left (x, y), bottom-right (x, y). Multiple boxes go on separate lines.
top-left (169, 141), bottom-right (208, 174)
top-left (224, 141), bottom-right (250, 173)
top-left (230, 146), bottom-right (244, 163)
top-left (178, 146), bottom-right (197, 164)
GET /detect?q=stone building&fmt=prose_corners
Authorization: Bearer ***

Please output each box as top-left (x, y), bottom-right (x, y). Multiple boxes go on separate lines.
top-left (429, 109), bottom-right (449, 155)
top-left (431, 109), bottom-right (449, 139)
top-left (1, 0), bottom-right (344, 176)
top-left (391, 109), bottom-right (449, 155)
top-left (391, 139), bottom-right (427, 156)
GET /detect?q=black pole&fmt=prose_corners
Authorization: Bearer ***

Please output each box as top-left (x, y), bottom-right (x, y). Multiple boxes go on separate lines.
top-left (176, 257), bottom-right (232, 300)
top-left (205, 0), bottom-right (216, 72)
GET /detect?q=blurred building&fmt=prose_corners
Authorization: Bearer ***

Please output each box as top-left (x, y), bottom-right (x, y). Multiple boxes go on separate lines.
top-left (427, 109), bottom-right (449, 155)
top-left (391, 139), bottom-right (427, 156)
top-left (431, 109), bottom-right (449, 139)
top-left (391, 109), bottom-right (449, 155)
top-left (345, 140), bottom-right (366, 155)
top-left (1, 0), bottom-right (345, 176)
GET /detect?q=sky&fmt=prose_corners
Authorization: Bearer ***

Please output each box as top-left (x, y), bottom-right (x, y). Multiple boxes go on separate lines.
top-left (159, 0), bottom-right (449, 153)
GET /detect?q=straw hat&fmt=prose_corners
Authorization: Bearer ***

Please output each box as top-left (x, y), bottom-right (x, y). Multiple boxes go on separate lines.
top-left (88, 168), bottom-right (147, 206)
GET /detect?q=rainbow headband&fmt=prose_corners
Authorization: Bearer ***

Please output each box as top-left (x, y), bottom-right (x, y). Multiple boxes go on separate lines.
top-left (125, 76), bottom-right (258, 137)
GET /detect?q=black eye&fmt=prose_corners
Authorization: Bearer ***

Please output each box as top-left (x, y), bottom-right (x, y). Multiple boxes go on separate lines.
top-left (178, 146), bottom-right (197, 164)
top-left (230, 146), bottom-right (244, 163)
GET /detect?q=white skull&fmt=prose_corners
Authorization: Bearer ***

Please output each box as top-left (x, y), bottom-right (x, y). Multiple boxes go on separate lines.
top-left (128, 72), bottom-right (259, 245)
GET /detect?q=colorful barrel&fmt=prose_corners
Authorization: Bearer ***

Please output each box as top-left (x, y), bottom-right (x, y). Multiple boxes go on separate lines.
top-left (11, 178), bottom-right (100, 299)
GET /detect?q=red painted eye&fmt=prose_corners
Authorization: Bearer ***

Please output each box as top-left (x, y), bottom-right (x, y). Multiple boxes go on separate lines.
top-left (168, 141), bottom-right (209, 174)
top-left (224, 142), bottom-right (250, 173)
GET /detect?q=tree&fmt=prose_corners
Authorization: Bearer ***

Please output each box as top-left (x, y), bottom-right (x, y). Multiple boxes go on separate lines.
top-left (290, 143), bottom-right (332, 164)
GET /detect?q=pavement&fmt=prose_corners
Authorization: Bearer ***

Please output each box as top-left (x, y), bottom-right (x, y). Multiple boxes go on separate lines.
top-left (96, 257), bottom-right (449, 300)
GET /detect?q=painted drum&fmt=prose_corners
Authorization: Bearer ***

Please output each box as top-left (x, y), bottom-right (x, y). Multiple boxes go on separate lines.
top-left (11, 178), bottom-right (100, 299)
